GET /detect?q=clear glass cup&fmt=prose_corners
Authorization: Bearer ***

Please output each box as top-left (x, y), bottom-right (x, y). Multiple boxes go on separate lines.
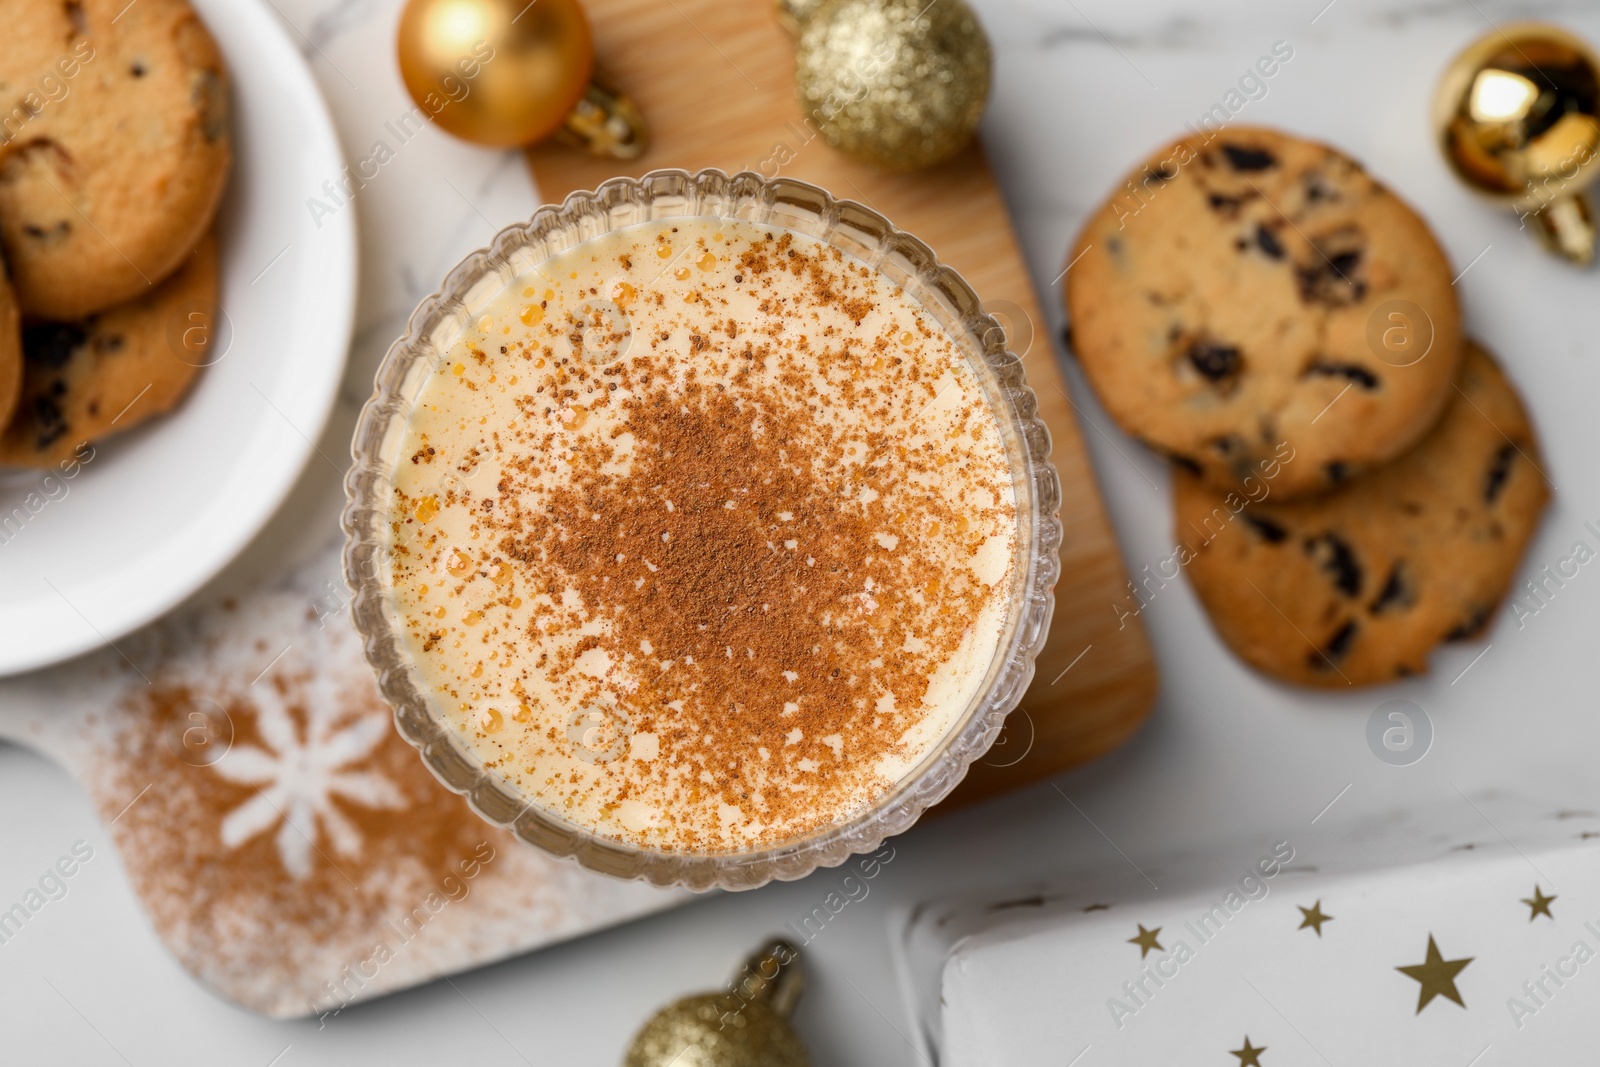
top-left (342, 169), bottom-right (1062, 891)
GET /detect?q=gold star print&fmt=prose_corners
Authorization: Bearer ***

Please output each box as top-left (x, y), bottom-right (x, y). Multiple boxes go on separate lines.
top-left (1297, 900), bottom-right (1333, 937)
top-left (1522, 885), bottom-right (1556, 921)
top-left (1127, 924), bottom-right (1163, 958)
top-left (1396, 935), bottom-right (1473, 1013)
top-left (1230, 1036), bottom-right (1267, 1066)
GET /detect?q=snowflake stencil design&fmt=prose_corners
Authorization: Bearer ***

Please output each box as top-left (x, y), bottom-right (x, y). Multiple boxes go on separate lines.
top-left (212, 673), bottom-right (407, 880)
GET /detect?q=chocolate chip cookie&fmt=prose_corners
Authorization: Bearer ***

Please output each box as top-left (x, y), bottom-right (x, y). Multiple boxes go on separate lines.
top-left (0, 231), bottom-right (216, 466)
top-left (1175, 340), bottom-right (1548, 686)
top-left (0, 260), bottom-right (19, 429)
top-left (1065, 126), bottom-right (1463, 499)
top-left (0, 0), bottom-right (230, 319)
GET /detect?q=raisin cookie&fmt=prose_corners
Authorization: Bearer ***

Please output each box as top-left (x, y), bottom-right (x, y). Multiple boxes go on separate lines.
top-left (0, 261), bottom-right (19, 428)
top-left (0, 0), bottom-right (230, 320)
top-left (1175, 341), bottom-right (1548, 687)
top-left (1066, 126), bottom-right (1462, 499)
top-left (0, 232), bottom-right (216, 466)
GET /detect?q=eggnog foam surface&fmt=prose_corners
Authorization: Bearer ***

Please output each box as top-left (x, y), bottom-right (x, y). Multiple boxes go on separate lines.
top-left (386, 217), bottom-right (1017, 852)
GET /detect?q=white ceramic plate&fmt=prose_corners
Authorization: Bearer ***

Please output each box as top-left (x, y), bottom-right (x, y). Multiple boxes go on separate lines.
top-left (0, 0), bottom-right (356, 676)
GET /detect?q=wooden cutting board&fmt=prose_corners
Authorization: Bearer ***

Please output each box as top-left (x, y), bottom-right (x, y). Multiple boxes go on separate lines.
top-left (527, 0), bottom-right (1156, 806)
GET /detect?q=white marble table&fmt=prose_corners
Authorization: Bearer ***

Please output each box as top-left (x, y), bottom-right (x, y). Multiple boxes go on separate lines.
top-left (5, 0), bottom-right (1600, 1062)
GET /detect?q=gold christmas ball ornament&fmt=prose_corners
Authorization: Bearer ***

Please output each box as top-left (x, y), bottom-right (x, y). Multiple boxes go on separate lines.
top-left (1434, 22), bottom-right (1600, 263)
top-left (396, 0), bottom-right (645, 155)
top-left (788, 0), bottom-right (992, 171)
top-left (623, 940), bottom-right (810, 1067)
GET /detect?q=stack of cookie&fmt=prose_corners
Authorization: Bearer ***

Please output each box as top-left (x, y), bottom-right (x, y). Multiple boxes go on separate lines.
top-left (0, 0), bottom-right (230, 466)
top-left (1064, 126), bottom-right (1550, 687)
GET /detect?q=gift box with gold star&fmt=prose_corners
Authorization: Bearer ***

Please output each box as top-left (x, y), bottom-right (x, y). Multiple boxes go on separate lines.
top-left (894, 794), bottom-right (1600, 1064)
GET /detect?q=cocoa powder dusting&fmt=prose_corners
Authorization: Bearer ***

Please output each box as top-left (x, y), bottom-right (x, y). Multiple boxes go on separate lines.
top-left (390, 218), bottom-right (1018, 851)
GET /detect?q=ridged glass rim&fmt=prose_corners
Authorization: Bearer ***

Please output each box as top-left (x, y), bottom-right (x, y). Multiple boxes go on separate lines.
top-left (341, 169), bottom-right (1062, 891)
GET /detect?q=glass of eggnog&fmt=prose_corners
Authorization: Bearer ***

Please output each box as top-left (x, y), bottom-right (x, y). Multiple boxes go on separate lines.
top-left (343, 170), bottom-right (1060, 890)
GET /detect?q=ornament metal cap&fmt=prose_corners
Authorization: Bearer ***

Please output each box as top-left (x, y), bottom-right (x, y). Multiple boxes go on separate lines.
top-left (397, 0), bottom-right (646, 156)
top-left (623, 939), bottom-right (810, 1067)
top-left (1433, 21), bottom-right (1600, 264)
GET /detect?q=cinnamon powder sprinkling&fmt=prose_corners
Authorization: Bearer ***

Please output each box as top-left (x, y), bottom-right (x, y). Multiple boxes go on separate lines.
top-left (87, 590), bottom-right (670, 1018)
top-left (389, 219), bottom-right (1017, 851)
top-left (99, 639), bottom-right (518, 1014)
